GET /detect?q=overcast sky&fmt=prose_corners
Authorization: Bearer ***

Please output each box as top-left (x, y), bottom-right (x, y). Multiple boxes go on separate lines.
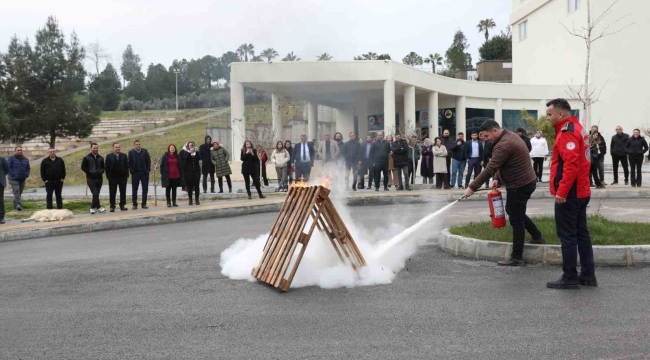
top-left (1, 0), bottom-right (512, 74)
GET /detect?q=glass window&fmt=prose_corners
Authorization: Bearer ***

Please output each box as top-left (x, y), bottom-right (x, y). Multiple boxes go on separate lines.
top-left (502, 110), bottom-right (537, 133)
top-left (519, 21), bottom-right (527, 41)
top-left (466, 108), bottom-right (495, 135)
top-left (568, 0), bottom-right (579, 13)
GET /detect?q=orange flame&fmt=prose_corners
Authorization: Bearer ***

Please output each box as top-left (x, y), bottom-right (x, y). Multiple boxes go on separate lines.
top-left (289, 174), bottom-right (333, 189)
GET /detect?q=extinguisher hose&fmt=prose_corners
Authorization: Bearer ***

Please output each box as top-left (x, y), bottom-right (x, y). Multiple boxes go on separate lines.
top-left (458, 187), bottom-right (492, 201)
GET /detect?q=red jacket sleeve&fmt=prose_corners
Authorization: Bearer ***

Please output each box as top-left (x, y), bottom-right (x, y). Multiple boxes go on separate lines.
top-left (556, 131), bottom-right (581, 199)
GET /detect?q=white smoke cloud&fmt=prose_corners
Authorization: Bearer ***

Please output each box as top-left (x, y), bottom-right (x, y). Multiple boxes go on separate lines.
top-left (219, 162), bottom-right (452, 289)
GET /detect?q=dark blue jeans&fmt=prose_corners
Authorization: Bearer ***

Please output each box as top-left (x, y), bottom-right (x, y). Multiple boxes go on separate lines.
top-left (555, 197), bottom-right (595, 282)
top-left (131, 172), bottom-right (149, 206)
top-left (506, 181), bottom-right (542, 259)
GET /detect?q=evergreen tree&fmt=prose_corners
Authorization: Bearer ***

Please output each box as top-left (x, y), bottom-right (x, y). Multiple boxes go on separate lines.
top-left (145, 63), bottom-right (172, 99)
top-left (90, 63), bottom-right (122, 111)
top-left (120, 44), bottom-right (142, 85)
top-left (444, 30), bottom-right (473, 74)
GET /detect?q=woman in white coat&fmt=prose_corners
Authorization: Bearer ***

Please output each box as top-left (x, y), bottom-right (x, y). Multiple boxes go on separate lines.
top-left (530, 130), bottom-right (549, 182)
top-left (270, 141), bottom-right (291, 192)
top-left (432, 137), bottom-right (449, 189)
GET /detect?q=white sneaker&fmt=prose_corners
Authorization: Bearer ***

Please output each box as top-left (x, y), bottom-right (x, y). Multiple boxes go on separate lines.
top-left (90, 208), bottom-right (96, 215)
top-left (98, 207), bottom-right (106, 213)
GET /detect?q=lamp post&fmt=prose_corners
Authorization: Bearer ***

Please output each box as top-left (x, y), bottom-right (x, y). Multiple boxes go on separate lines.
top-left (173, 68), bottom-right (180, 112)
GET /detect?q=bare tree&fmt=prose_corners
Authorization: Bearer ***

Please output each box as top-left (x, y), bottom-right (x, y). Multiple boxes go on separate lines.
top-left (150, 152), bottom-right (164, 206)
top-left (86, 41), bottom-right (112, 77)
top-left (561, 0), bottom-right (633, 129)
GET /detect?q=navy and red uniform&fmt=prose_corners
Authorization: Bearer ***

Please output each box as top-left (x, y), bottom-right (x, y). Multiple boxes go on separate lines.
top-left (550, 116), bottom-right (595, 283)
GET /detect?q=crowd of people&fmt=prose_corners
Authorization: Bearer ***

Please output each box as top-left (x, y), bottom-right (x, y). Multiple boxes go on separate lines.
top-left (0, 116), bottom-right (648, 224)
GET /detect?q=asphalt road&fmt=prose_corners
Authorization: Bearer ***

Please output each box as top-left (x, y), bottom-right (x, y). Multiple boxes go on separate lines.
top-left (1, 199), bottom-right (650, 359)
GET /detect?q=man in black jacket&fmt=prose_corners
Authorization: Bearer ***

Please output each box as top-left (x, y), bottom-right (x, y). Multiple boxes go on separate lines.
top-left (371, 131), bottom-right (391, 191)
top-left (81, 143), bottom-right (106, 214)
top-left (449, 132), bottom-right (466, 189)
top-left (590, 126), bottom-right (606, 184)
top-left (442, 129), bottom-right (454, 187)
top-left (343, 132), bottom-right (362, 190)
top-left (40, 148), bottom-right (66, 210)
top-left (199, 135), bottom-right (215, 193)
top-left (293, 135), bottom-right (315, 181)
top-left (391, 134), bottom-right (411, 191)
top-left (516, 128), bottom-right (532, 152)
top-left (463, 131), bottom-right (484, 188)
top-left (610, 126), bottom-right (629, 185)
top-left (360, 135), bottom-right (374, 189)
top-left (625, 129), bottom-right (649, 187)
top-left (106, 142), bottom-right (129, 212)
top-left (128, 140), bottom-right (151, 209)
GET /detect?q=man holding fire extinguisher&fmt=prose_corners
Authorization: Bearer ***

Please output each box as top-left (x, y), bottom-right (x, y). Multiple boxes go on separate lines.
top-left (463, 119), bottom-right (545, 266)
top-left (545, 98), bottom-right (596, 289)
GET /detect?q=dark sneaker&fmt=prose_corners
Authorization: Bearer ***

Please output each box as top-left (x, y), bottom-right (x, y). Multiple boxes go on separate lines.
top-left (196, 200), bottom-right (200, 205)
top-left (578, 276), bottom-right (598, 287)
top-left (132, 204), bottom-right (138, 210)
top-left (632, 184), bottom-right (637, 187)
top-left (167, 203), bottom-right (171, 208)
top-left (259, 194), bottom-right (266, 199)
top-left (546, 277), bottom-right (579, 289)
top-left (110, 208), bottom-right (115, 212)
top-left (497, 258), bottom-right (525, 267)
top-left (625, 181), bottom-right (629, 185)
top-left (610, 181), bottom-right (618, 185)
top-left (528, 236), bottom-right (547, 245)
top-left (172, 202), bottom-right (179, 207)
top-left (375, 188), bottom-right (379, 191)
top-left (120, 207), bottom-right (128, 211)
top-left (247, 195), bottom-right (252, 200)
top-left (141, 205), bottom-right (148, 209)
top-left (0, 219), bottom-right (5, 224)
top-left (16, 205), bottom-right (23, 211)
top-left (596, 185), bottom-right (606, 189)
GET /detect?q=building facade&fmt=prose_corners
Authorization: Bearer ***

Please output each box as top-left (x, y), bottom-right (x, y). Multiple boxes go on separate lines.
top-left (511, 0), bottom-right (649, 146)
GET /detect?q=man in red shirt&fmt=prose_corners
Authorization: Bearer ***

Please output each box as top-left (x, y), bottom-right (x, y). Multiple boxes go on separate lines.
top-left (546, 99), bottom-right (597, 289)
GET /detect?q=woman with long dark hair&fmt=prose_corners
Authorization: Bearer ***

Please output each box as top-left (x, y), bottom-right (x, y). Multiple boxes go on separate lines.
top-left (420, 138), bottom-right (434, 184)
top-left (160, 144), bottom-right (182, 207)
top-left (284, 140), bottom-right (294, 185)
top-left (241, 140), bottom-right (266, 199)
top-left (181, 141), bottom-right (201, 205)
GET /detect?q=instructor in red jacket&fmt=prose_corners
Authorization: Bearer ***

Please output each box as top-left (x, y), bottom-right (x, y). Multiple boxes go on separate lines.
top-left (546, 99), bottom-right (597, 289)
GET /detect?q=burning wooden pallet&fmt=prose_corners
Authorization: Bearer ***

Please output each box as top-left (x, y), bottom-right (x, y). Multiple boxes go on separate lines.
top-left (251, 184), bottom-right (367, 292)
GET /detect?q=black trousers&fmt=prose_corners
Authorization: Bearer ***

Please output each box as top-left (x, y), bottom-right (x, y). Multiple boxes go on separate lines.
top-left (374, 162), bottom-right (389, 189)
top-left (165, 179), bottom-right (180, 204)
top-left (556, 197), bottom-right (594, 282)
top-left (532, 157), bottom-right (544, 181)
top-left (629, 155), bottom-right (643, 186)
top-left (506, 181), bottom-right (543, 260)
top-left (611, 154), bottom-right (629, 182)
top-left (186, 176), bottom-right (200, 202)
top-left (409, 161), bottom-right (418, 184)
top-left (131, 172), bottom-right (149, 206)
top-left (202, 171), bottom-right (215, 192)
top-left (590, 159), bottom-right (604, 186)
top-left (243, 173), bottom-right (263, 197)
top-left (108, 178), bottom-right (127, 209)
top-left (87, 177), bottom-right (103, 209)
top-left (45, 180), bottom-right (64, 209)
top-left (0, 184), bottom-right (4, 220)
top-left (295, 162), bottom-right (312, 181)
top-left (218, 175), bottom-right (232, 192)
top-left (261, 162), bottom-right (269, 186)
top-left (445, 157), bottom-right (451, 187)
top-left (345, 162), bottom-right (357, 188)
top-left (465, 158), bottom-right (482, 187)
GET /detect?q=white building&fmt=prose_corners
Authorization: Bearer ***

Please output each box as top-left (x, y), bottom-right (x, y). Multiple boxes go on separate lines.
top-left (229, 0), bottom-right (646, 162)
top-left (511, 0), bottom-right (649, 140)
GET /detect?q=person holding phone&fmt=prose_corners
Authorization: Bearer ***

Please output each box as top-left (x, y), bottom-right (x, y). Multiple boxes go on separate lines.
top-left (181, 142), bottom-right (201, 205)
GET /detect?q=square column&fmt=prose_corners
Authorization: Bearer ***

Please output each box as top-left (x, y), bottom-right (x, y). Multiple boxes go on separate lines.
top-left (336, 104), bottom-right (354, 137)
top-left (355, 98), bottom-right (369, 137)
top-left (383, 79), bottom-right (396, 135)
top-left (428, 91), bottom-right (439, 138)
top-left (538, 99), bottom-right (547, 120)
top-left (495, 98), bottom-right (503, 126)
top-left (404, 85), bottom-right (416, 137)
top-left (456, 96), bottom-right (466, 136)
top-left (230, 81), bottom-right (245, 161)
top-left (308, 101), bottom-right (318, 141)
top-left (271, 93), bottom-right (283, 142)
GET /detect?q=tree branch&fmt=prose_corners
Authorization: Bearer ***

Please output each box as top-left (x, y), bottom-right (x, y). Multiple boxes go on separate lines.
top-left (592, 0), bottom-right (622, 28)
top-left (560, 22), bottom-right (587, 40)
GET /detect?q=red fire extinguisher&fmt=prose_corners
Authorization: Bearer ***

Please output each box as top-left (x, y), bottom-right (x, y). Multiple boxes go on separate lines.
top-left (487, 188), bottom-right (507, 228)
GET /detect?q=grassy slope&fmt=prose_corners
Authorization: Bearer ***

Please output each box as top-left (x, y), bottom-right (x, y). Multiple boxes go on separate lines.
top-left (25, 104), bottom-right (285, 188)
top-left (2, 200), bottom-right (172, 220)
top-left (449, 215), bottom-right (650, 246)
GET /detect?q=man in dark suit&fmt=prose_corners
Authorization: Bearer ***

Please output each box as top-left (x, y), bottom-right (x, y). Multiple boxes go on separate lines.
top-left (128, 139), bottom-right (151, 209)
top-left (360, 135), bottom-right (374, 189)
top-left (371, 131), bottom-right (391, 191)
top-left (106, 142), bottom-right (130, 212)
top-left (0, 155), bottom-right (9, 224)
top-left (463, 131), bottom-right (484, 188)
top-left (293, 134), bottom-right (315, 181)
top-left (343, 132), bottom-right (362, 190)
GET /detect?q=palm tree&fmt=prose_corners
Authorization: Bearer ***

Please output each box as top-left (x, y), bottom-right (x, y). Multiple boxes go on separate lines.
top-left (424, 53), bottom-right (443, 73)
top-left (477, 19), bottom-right (497, 42)
top-left (282, 51), bottom-right (300, 61)
top-left (317, 53), bottom-right (333, 61)
top-left (236, 43), bottom-right (255, 62)
top-left (261, 48), bottom-right (279, 63)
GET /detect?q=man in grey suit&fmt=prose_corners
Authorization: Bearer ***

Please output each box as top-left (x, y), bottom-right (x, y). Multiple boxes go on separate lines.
top-left (0, 156), bottom-right (10, 224)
